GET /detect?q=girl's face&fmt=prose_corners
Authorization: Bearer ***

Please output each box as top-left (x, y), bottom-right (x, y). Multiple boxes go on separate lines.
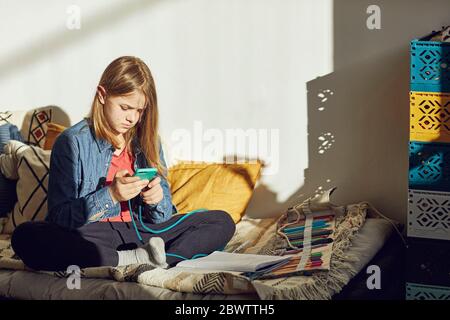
top-left (98, 88), bottom-right (146, 135)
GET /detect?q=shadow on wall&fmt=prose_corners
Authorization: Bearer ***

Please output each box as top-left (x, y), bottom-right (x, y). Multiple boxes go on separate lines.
top-left (246, 50), bottom-right (409, 221)
top-left (298, 49), bottom-right (410, 224)
top-left (245, 0), bottom-right (445, 223)
top-left (0, 0), bottom-right (162, 80)
top-left (246, 0), bottom-right (450, 223)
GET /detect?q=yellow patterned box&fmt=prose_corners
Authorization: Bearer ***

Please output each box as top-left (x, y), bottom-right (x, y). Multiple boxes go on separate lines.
top-left (410, 91), bottom-right (450, 143)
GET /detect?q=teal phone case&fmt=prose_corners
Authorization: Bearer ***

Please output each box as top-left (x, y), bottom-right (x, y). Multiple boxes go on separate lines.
top-left (134, 168), bottom-right (158, 181)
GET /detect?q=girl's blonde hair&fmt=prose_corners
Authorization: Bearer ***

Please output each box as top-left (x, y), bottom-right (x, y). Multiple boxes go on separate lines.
top-left (87, 56), bottom-right (166, 176)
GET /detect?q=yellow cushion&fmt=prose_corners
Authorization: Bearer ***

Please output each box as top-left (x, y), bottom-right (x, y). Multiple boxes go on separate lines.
top-left (43, 122), bottom-right (67, 150)
top-left (167, 161), bottom-right (262, 223)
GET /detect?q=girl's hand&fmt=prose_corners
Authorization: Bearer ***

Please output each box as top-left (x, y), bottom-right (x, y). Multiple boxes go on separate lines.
top-left (140, 176), bottom-right (163, 205)
top-left (108, 170), bottom-right (149, 203)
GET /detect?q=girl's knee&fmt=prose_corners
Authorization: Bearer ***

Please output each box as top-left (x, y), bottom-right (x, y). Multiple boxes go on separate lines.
top-left (11, 222), bottom-right (36, 258)
top-left (12, 221), bottom-right (34, 244)
top-left (11, 221), bottom-right (54, 271)
top-left (210, 210), bottom-right (236, 239)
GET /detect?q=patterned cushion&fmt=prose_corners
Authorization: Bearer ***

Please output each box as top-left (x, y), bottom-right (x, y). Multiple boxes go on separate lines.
top-left (0, 107), bottom-right (53, 149)
top-left (0, 141), bottom-right (51, 233)
top-left (25, 109), bottom-right (52, 148)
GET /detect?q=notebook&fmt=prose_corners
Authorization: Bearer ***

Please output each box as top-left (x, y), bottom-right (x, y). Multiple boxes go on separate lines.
top-left (175, 251), bottom-right (291, 272)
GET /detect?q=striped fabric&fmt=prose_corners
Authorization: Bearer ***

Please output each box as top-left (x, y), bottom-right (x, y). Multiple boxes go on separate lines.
top-left (266, 212), bottom-right (336, 278)
top-left (0, 123), bottom-right (23, 152)
top-left (243, 189), bottom-right (340, 280)
top-left (243, 212), bottom-right (336, 280)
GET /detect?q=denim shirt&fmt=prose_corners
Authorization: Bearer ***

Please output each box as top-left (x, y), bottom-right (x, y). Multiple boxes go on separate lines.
top-left (45, 119), bottom-right (177, 229)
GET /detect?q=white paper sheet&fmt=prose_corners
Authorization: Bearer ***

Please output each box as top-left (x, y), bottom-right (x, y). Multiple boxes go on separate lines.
top-left (175, 251), bottom-right (291, 272)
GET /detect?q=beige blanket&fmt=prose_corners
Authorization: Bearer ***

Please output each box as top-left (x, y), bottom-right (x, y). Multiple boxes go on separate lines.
top-left (0, 200), bottom-right (371, 300)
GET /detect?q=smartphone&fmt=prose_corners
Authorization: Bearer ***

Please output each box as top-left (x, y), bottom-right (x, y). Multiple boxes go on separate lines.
top-left (133, 168), bottom-right (158, 181)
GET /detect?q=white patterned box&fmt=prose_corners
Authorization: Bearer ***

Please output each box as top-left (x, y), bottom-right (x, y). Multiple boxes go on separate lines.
top-left (408, 189), bottom-right (450, 241)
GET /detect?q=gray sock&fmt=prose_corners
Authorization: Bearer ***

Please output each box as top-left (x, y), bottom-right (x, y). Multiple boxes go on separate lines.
top-left (117, 237), bottom-right (168, 268)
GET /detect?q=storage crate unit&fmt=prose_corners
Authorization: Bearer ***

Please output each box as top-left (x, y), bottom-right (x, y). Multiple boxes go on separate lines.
top-left (406, 283), bottom-right (450, 300)
top-left (408, 28), bottom-right (450, 300)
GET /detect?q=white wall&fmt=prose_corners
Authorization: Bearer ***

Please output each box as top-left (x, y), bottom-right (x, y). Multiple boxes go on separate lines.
top-left (2, 0), bottom-right (450, 223)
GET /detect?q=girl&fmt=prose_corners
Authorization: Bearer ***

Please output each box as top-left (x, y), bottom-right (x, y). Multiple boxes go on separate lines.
top-left (11, 56), bottom-right (236, 271)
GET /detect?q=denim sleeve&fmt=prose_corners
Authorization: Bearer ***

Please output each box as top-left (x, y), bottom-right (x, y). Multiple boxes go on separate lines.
top-left (141, 141), bottom-right (177, 224)
top-left (45, 134), bottom-right (120, 229)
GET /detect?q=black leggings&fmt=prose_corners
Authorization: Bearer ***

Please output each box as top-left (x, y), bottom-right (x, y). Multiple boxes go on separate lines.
top-left (11, 210), bottom-right (236, 272)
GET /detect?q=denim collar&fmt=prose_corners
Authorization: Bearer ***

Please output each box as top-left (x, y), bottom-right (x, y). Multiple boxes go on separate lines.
top-left (89, 127), bottom-right (113, 153)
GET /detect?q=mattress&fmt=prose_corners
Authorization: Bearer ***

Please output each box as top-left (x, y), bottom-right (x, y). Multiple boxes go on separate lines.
top-left (0, 218), bottom-right (397, 300)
